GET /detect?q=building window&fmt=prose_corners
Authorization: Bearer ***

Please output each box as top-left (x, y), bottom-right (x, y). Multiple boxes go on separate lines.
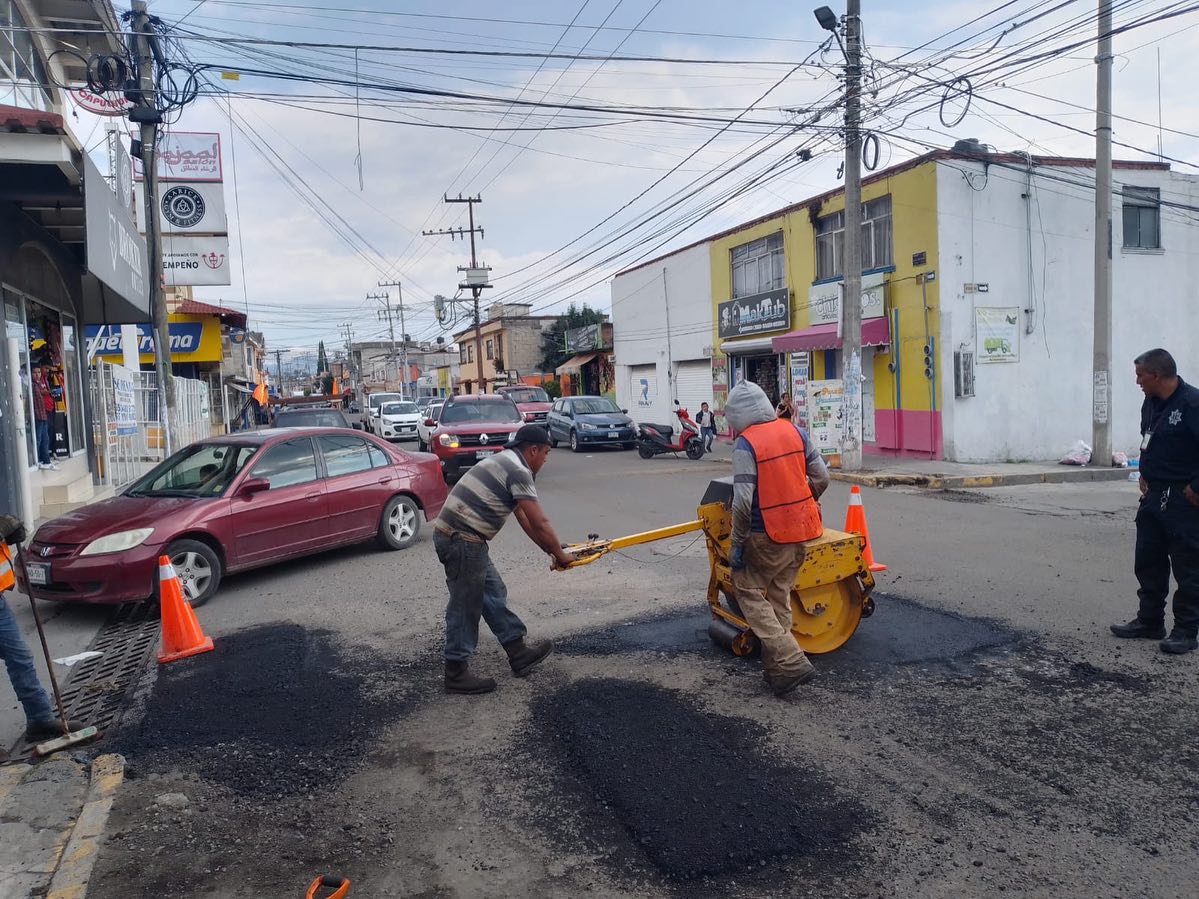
top-left (0, 1), bottom-right (53, 112)
top-left (459, 345), bottom-right (466, 363)
top-left (467, 344), bottom-right (474, 363)
top-left (730, 232), bottom-right (785, 298)
top-left (814, 196), bottom-right (894, 280)
top-left (485, 339), bottom-right (494, 360)
top-left (1122, 187), bottom-right (1160, 249)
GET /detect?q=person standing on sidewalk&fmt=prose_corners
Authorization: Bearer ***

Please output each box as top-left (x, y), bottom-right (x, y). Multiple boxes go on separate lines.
top-left (30, 366), bottom-right (57, 470)
top-left (1111, 348), bottom-right (1199, 654)
top-left (695, 402), bottom-right (717, 453)
top-left (433, 425), bottom-right (575, 694)
top-left (725, 380), bottom-right (829, 696)
top-left (0, 515), bottom-right (78, 741)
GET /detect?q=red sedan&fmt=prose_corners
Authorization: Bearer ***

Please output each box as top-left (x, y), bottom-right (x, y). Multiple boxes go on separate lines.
top-left (15, 428), bottom-right (446, 607)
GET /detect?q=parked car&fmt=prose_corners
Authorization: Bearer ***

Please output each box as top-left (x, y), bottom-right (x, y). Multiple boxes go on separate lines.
top-left (15, 429), bottom-right (446, 608)
top-left (547, 396), bottom-right (637, 452)
top-left (430, 394), bottom-right (523, 482)
top-left (377, 400), bottom-right (422, 441)
top-left (271, 407), bottom-right (355, 429)
top-left (496, 385), bottom-right (553, 427)
top-left (366, 392), bottom-right (403, 435)
top-left (416, 401), bottom-right (444, 452)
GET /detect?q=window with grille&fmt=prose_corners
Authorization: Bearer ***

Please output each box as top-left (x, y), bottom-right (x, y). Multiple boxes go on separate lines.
top-left (1122, 187), bottom-right (1160, 249)
top-left (814, 196), bottom-right (893, 280)
top-left (730, 232), bottom-right (785, 298)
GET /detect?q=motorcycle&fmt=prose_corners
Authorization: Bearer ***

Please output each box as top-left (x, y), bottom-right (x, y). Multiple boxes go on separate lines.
top-left (637, 401), bottom-right (705, 461)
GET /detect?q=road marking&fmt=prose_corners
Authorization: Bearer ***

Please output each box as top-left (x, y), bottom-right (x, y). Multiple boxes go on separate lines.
top-left (46, 754), bottom-right (125, 899)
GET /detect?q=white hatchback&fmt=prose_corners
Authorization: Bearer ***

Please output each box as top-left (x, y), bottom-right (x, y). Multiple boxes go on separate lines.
top-left (377, 400), bottom-right (423, 441)
top-left (416, 401), bottom-right (443, 451)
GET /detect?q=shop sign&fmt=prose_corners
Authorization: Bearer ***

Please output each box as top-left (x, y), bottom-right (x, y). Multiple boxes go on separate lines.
top-left (974, 307), bottom-right (1020, 363)
top-left (111, 364), bottom-right (138, 436)
top-left (565, 323), bottom-right (605, 353)
top-left (70, 89), bottom-right (132, 116)
top-left (717, 287), bottom-right (790, 339)
top-left (83, 153), bottom-right (150, 316)
top-left (790, 352), bottom-right (810, 429)
top-left (806, 379), bottom-right (845, 466)
top-left (133, 131), bottom-right (223, 182)
top-left (135, 181), bottom-right (228, 234)
top-left (809, 272), bottom-right (886, 326)
top-left (160, 235), bottom-right (232, 286)
top-left (85, 316), bottom-right (223, 363)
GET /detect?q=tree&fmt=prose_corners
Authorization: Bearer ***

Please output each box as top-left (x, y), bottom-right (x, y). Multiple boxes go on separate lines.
top-left (539, 303), bottom-right (607, 373)
top-left (317, 340), bottom-right (328, 374)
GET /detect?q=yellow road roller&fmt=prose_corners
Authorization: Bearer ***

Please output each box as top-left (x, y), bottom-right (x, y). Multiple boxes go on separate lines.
top-left (564, 478), bottom-right (877, 655)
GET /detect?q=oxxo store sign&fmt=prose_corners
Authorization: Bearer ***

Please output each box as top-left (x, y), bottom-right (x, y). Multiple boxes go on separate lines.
top-left (86, 315), bottom-right (222, 364)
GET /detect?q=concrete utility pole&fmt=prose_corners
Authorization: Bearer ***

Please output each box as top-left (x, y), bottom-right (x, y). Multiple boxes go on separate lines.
top-left (368, 291), bottom-right (396, 390)
top-left (129, 0), bottom-right (174, 454)
top-left (425, 195), bottom-right (490, 393)
top-left (377, 280), bottom-right (410, 399)
top-left (339, 321), bottom-right (355, 393)
top-left (841, 0), bottom-right (864, 471)
top-left (274, 348), bottom-right (283, 393)
top-left (1092, 0), bottom-right (1114, 466)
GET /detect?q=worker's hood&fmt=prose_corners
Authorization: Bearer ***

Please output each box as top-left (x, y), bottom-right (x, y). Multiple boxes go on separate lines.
top-left (723, 380), bottom-right (776, 433)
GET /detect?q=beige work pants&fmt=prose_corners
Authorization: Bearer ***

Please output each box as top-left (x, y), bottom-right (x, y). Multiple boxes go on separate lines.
top-left (732, 532), bottom-right (807, 678)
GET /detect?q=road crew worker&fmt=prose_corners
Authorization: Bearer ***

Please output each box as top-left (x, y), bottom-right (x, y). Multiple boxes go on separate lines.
top-left (433, 424), bottom-right (575, 694)
top-left (1111, 348), bottom-right (1199, 654)
top-left (724, 380), bottom-right (830, 695)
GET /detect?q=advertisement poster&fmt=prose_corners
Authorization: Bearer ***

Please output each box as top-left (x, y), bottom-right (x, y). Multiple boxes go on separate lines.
top-left (111, 364), bottom-right (138, 437)
top-left (789, 351), bottom-right (809, 429)
top-left (975, 307), bottom-right (1020, 363)
top-left (133, 131), bottom-right (223, 182)
top-left (135, 181), bottom-right (228, 234)
top-left (711, 356), bottom-right (728, 433)
top-left (806, 379), bottom-right (845, 468)
top-left (160, 235), bottom-right (232, 286)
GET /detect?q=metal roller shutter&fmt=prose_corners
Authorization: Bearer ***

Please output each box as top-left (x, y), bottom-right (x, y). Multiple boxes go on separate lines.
top-left (672, 360), bottom-right (713, 416)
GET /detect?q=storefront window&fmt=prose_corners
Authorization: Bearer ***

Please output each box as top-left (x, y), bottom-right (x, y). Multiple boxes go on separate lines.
top-left (61, 315), bottom-right (85, 454)
top-left (3, 289), bottom-right (35, 466)
top-left (24, 298), bottom-right (68, 461)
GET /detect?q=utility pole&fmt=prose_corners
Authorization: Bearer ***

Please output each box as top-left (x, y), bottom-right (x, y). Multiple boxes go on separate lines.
top-left (425, 195), bottom-right (490, 393)
top-left (841, 0), bottom-right (864, 471)
top-left (378, 280), bottom-right (410, 399)
top-left (1092, 0), bottom-right (1114, 466)
top-left (339, 321), bottom-right (355, 395)
top-left (368, 291), bottom-right (396, 391)
top-left (274, 348), bottom-right (284, 394)
top-left (129, 0), bottom-right (173, 454)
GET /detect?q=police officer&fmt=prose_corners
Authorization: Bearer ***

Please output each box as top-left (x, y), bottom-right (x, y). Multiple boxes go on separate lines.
top-left (1111, 349), bottom-right (1199, 654)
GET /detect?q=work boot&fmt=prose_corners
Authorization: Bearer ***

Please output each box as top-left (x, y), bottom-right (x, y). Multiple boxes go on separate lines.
top-left (1160, 629), bottom-right (1198, 655)
top-left (766, 656), bottom-right (817, 697)
top-left (504, 638), bottom-right (553, 677)
top-left (444, 661), bottom-right (496, 695)
top-left (1109, 618), bottom-right (1167, 640)
top-left (24, 719), bottom-right (86, 742)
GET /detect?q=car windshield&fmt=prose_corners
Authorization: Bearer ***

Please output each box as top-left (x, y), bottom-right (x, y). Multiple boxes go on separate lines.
top-left (369, 394), bottom-right (401, 409)
top-left (275, 410), bottom-right (346, 428)
top-left (381, 402), bottom-right (419, 415)
top-left (573, 398), bottom-right (621, 414)
top-left (126, 443), bottom-right (259, 498)
top-left (504, 387), bottom-right (549, 403)
top-left (440, 400), bottom-right (522, 424)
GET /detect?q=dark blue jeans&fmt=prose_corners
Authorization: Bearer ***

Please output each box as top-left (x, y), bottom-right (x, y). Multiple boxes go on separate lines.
top-left (0, 594), bottom-right (55, 724)
top-left (34, 419), bottom-right (52, 465)
top-left (1135, 485), bottom-right (1199, 635)
top-left (701, 426), bottom-right (716, 452)
top-left (434, 530), bottom-right (527, 662)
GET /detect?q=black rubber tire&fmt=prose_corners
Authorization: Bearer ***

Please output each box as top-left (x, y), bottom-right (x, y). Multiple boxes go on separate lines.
top-left (377, 494), bottom-right (421, 550)
top-left (637, 443), bottom-right (654, 459)
top-left (165, 538), bottom-right (222, 608)
top-left (685, 440), bottom-right (705, 461)
top-left (549, 431), bottom-right (559, 448)
top-left (570, 430), bottom-right (582, 453)
top-left (417, 437), bottom-right (427, 452)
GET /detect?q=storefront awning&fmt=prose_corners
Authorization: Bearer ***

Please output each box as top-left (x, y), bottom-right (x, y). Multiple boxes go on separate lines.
top-left (555, 351), bottom-right (601, 375)
top-left (771, 317), bottom-right (891, 353)
top-left (719, 336), bottom-right (777, 355)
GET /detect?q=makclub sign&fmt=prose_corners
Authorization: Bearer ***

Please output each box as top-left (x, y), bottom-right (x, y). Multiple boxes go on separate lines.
top-left (717, 287), bottom-right (790, 339)
top-left (83, 152), bottom-right (149, 315)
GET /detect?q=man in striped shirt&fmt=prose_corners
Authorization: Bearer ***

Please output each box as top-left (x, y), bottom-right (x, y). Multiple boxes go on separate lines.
top-left (433, 424), bottom-right (575, 694)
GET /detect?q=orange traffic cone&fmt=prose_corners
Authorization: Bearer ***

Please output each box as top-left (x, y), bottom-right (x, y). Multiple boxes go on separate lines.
top-left (157, 555), bottom-right (215, 664)
top-left (844, 485), bottom-right (887, 572)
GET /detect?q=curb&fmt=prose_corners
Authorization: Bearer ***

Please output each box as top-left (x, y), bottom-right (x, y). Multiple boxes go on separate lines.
top-left (828, 468), bottom-right (1134, 490)
top-left (46, 753), bottom-right (125, 899)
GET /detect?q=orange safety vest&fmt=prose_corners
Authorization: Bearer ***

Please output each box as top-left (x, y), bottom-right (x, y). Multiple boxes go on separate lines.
top-left (0, 543), bottom-right (14, 593)
top-left (740, 419), bottom-right (823, 544)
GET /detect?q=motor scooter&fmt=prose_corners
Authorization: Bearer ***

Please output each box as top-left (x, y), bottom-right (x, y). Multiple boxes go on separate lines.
top-left (637, 401), bottom-right (705, 460)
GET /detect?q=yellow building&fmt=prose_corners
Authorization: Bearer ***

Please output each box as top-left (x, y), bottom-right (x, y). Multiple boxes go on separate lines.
top-left (709, 153), bottom-right (942, 458)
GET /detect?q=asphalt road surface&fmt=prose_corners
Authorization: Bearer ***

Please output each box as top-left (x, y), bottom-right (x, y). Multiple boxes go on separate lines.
top-left (38, 445), bottom-right (1198, 897)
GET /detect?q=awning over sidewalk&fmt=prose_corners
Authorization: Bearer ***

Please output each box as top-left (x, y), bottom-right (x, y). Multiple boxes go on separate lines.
top-left (771, 317), bottom-right (891, 353)
top-left (555, 351), bottom-right (601, 375)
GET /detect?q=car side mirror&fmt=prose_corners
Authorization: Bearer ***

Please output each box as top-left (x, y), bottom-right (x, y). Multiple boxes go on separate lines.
top-left (237, 477), bottom-right (270, 498)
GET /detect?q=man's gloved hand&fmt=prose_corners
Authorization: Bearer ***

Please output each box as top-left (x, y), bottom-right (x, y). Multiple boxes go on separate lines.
top-left (729, 544), bottom-right (746, 571)
top-left (0, 515), bottom-right (26, 547)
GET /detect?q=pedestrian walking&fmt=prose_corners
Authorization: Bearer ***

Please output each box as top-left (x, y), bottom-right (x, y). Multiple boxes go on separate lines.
top-left (0, 515), bottom-right (79, 741)
top-left (724, 380), bottom-right (830, 695)
top-left (30, 365), bottom-right (57, 470)
top-left (1111, 348), bottom-right (1199, 654)
top-left (695, 402), bottom-right (717, 453)
top-left (433, 424), bottom-right (575, 694)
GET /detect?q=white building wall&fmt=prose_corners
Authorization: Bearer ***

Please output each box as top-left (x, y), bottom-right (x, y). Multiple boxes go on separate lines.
top-left (936, 159), bottom-right (1199, 462)
top-left (611, 242), bottom-right (713, 426)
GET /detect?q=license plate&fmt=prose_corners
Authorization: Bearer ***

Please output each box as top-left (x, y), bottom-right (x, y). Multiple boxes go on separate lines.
top-left (26, 562), bottom-right (48, 585)
top-left (476, 450), bottom-right (495, 460)
top-left (608, 431), bottom-right (619, 438)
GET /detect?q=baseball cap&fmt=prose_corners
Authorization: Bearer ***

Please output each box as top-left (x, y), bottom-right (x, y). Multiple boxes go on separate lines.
top-left (511, 424), bottom-right (552, 447)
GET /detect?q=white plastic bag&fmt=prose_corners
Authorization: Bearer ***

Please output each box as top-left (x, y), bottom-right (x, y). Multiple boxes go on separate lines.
top-left (1059, 440), bottom-right (1092, 466)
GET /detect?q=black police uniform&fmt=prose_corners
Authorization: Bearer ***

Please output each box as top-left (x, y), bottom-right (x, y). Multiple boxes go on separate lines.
top-left (1135, 377), bottom-right (1199, 635)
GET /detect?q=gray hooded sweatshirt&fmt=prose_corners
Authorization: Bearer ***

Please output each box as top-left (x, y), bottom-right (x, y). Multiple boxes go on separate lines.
top-left (726, 380), bottom-right (829, 546)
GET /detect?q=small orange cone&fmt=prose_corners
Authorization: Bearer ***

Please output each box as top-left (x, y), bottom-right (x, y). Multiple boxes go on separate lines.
top-left (844, 485), bottom-right (887, 572)
top-left (157, 555), bottom-right (215, 664)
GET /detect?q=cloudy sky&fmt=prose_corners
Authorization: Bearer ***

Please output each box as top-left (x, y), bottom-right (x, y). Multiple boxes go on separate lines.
top-left (71, 1), bottom-right (1199, 364)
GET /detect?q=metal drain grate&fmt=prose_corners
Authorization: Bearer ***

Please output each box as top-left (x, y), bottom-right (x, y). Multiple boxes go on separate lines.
top-left (7, 602), bottom-right (160, 759)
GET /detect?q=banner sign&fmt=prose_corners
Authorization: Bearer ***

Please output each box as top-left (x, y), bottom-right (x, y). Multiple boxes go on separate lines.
top-left (806, 379), bottom-right (845, 467)
top-left (86, 315), bottom-right (223, 364)
top-left (133, 131), bottom-right (223, 182)
top-left (565, 323), bottom-right (605, 353)
top-left (135, 181), bottom-right (228, 234)
top-left (975, 307), bottom-right (1020, 363)
top-left (809, 271), bottom-right (886, 326)
top-left (790, 352), bottom-right (810, 429)
top-left (160, 235), bottom-right (232, 286)
top-left (111, 364), bottom-right (138, 436)
top-left (717, 287), bottom-right (790, 339)
top-left (82, 153), bottom-right (150, 315)
top-left (70, 89), bottom-right (132, 116)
